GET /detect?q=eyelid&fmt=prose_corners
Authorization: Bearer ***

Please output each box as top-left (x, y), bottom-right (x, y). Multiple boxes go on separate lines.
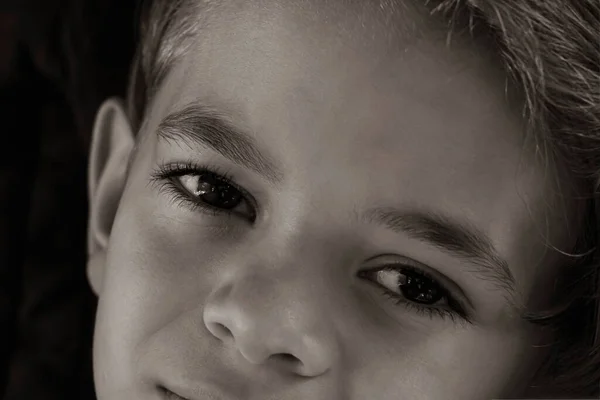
top-left (364, 254), bottom-right (475, 313)
top-left (150, 160), bottom-right (260, 222)
top-left (155, 139), bottom-right (275, 198)
top-left (158, 160), bottom-right (260, 212)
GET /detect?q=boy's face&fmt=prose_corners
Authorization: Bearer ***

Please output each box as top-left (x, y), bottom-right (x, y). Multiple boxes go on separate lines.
top-left (88, 2), bottom-right (582, 399)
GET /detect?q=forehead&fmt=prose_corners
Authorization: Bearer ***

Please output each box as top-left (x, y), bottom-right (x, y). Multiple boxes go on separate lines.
top-left (159, 0), bottom-right (510, 135)
top-left (152, 0), bottom-right (530, 199)
top-left (160, 0), bottom-right (516, 151)
top-left (145, 0), bottom-right (582, 291)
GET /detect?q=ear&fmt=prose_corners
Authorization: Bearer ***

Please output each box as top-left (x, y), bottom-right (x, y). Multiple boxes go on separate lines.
top-left (87, 98), bottom-right (135, 296)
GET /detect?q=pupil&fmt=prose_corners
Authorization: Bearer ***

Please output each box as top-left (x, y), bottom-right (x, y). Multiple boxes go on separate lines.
top-left (197, 174), bottom-right (242, 209)
top-left (400, 271), bottom-right (443, 305)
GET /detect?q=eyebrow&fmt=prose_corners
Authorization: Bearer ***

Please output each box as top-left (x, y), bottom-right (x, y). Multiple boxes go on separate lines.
top-left (363, 207), bottom-right (520, 308)
top-left (157, 104), bottom-right (284, 184)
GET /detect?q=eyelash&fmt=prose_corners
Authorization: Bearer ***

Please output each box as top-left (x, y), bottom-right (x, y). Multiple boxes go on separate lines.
top-left (359, 265), bottom-right (472, 325)
top-left (150, 162), bottom-right (471, 325)
top-left (150, 160), bottom-right (256, 220)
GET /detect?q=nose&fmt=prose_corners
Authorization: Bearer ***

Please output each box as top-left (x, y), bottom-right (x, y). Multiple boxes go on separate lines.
top-left (203, 272), bottom-right (339, 377)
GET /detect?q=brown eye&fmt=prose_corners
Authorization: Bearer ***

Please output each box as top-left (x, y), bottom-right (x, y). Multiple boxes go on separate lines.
top-left (179, 172), bottom-right (243, 210)
top-left (362, 267), bottom-right (446, 305)
top-left (396, 269), bottom-right (444, 304)
top-left (152, 163), bottom-right (258, 221)
top-left (358, 263), bottom-right (471, 323)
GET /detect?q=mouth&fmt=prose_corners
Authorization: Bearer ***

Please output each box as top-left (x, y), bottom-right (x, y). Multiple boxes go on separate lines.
top-left (158, 384), bottom-right (234, 400)
top-left (159, 386), bottom-right (189, 400)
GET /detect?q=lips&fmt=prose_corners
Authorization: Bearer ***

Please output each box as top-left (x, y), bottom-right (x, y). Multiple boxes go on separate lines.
top-left (158, 383), bottom-right (237, 400)
top-left (159, 385), bottom-right (189, 400)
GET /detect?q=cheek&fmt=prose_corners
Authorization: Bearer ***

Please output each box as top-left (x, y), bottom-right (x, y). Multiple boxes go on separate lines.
top-left (93, 193), bottom-right (227, 393)
top-left (93, 168), bottom-right (543, 399)
top-left (351, 328), bottom-right (537, 399)
top-left (426, 332), bottom-right (533, 395)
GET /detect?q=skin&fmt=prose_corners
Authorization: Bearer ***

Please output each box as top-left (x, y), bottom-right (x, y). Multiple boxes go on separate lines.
top-left (87, 1), bottom-right (584, 399)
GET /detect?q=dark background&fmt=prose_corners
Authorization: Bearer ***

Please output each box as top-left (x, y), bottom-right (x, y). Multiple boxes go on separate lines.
top-left (0, 1), bottom-right (136, 398)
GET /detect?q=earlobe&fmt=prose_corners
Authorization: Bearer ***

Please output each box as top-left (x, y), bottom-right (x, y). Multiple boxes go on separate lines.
top-left (87, 251), bottom-right (107, 297)
top-left (87, 98), bottom-right (135, 295)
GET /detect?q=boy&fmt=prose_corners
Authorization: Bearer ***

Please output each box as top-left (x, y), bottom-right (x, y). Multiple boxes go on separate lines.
top-left (86, 0), bottom-right (600, 398)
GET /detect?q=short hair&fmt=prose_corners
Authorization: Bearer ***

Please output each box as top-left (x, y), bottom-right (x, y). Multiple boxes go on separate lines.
top-left (125, 0), bottom-right (600, 395)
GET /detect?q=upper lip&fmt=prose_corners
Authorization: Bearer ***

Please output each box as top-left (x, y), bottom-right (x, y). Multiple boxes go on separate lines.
top-left (161, 381), bottom-right (240, 400)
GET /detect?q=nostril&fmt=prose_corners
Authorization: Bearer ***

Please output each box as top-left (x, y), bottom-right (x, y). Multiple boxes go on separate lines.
top-left (267, 353), bottom-right (314, 376)
top-left (275, 353), bottom-right (298, 363)
top-left (269, 352), bottom-right (301, 365)
top-left (208, 322), bottom-right (233, 341)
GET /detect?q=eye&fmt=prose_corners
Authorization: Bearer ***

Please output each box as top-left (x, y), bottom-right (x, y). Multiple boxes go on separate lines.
top-left (151, 162), bottom-right (256, 221)
top-left (374, 267), bottom-right (443, 304)
top-left (179, 172), bottom-right (243, 210)
top-left (358, 265), bottom-right (471, 323)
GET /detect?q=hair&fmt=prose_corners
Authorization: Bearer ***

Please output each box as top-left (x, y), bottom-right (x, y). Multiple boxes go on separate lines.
top-left (125, 0), bottom-right (600, 396)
